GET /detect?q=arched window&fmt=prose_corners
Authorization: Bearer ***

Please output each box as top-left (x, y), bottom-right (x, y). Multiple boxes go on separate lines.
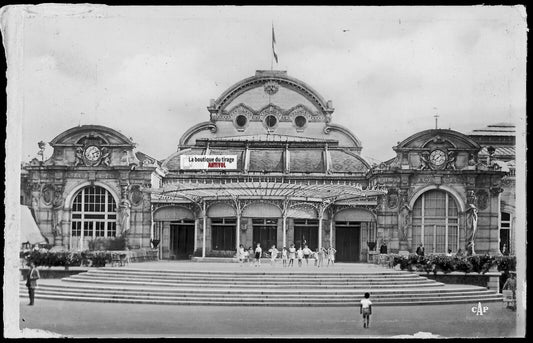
top-left (412, 190), bottom-right (459, 254)
top-left (71, 186), bottom-right (117, 239)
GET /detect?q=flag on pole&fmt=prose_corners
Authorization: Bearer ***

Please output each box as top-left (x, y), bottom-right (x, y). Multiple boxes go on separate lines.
top-left (272, 25), bottom-right (279, 64)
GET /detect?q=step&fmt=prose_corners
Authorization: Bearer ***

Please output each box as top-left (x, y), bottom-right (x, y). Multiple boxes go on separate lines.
top-left (66, 275), bottom-right (437, 285)
top-left (21, 287), bottom-right (500, 302)
top-left (60, 278), bottom-right (445, 289)
top-left (20, 281), bottom-right (491, 295)
top-left (19, 293), bottom-right (504, 306)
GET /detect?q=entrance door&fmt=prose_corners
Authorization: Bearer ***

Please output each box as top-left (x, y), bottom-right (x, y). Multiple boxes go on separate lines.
top-left (252, 218), bottom-right (278, 252)
top-left (335, 221), bottom-right (361, 262)
top-left (170, 219), bottom-right (194, 259)
top-left (293, 219), bottom-right (319, 249)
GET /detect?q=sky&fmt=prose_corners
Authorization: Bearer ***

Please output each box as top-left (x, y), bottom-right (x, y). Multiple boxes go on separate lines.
top-left (4, 5), bottom-right (528, 162)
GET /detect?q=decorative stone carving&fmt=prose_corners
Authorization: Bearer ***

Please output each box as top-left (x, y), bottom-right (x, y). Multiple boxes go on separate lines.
top-left (263, 81), bottom-right (279, 96)
top-left (467, 190), bottom-right (477, 205)
top-left (490, 186), bottom-right (504, 196)
top-left (130, 185), bottom-right (143, 206)
top-left (74, 147), bottom-right (84, 166)
top-left (119, 199), bottom-right (131, 234)
top-left (445, 151), bottom-right (456, 170)
top-left (475, 189), bottom-right (489, 210)
top-left (51, 186), bottom-right (64, 244)
top-left (42, 184), bottom-right (54, 205)
top-left (465, 203), bottom-right (478, 255)
top-left (419, 152), bottom-right (431, 170)
top-left (398, 204), bottom-right (411, 242)
top-left (100, 147), bottom-right (111, 166)
top-left (387, 190), bottom-right (398, 209)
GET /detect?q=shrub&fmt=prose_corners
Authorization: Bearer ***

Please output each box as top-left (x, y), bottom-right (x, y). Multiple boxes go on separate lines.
top-left (495, 255), bottom-right (516, 274)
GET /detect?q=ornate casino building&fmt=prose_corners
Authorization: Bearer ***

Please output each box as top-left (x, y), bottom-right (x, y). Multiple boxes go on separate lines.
top-left (20, 70), bottom-right (515, 261)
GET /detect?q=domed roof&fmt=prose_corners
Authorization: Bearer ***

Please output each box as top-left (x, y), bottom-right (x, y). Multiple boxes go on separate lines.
top-left (177, 70), bottom-right (363, 152)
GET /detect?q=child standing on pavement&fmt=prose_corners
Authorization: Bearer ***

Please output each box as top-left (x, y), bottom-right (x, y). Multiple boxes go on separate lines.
top-left (288, 244), bottom-right (296, 267)
top-left (360, 292), bottom-right (372, 328)
top-left (281, 247), bottom-right (288, 267)
top-left (297, 247), bottom-right (304, 267)
top-left (269, 245), bottom-right (279, 267)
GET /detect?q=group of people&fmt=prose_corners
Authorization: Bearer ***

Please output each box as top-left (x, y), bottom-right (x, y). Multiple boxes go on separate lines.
top-left (237, 243), bottom-right (337, 268)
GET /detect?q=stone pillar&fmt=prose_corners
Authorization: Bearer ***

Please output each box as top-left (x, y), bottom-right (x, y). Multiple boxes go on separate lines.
top-left (202, 201), bottom-right (207, 258)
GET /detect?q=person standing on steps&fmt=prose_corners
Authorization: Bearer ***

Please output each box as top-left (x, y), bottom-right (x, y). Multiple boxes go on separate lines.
top-left (317, 247), bottom-right (326, 268)
top-left (281, 247), bottom-right (288, 267)
top-left (302, 244), bottom-right (312, 266)
top-left (269, 245), bottom-right (279, 267)
top-left (254, 243), bottom-right (262, 267)
top-left (296, 246), bottom-right (304, 267)
top-left (288, 244), bottom-right (296, 267)
top-left (238, 244), bottom-right (246, 266)
top-left (360, 292), bottom-right (373, 328)
top-left (327, 246), bottom-right (336, 267)
top-left (26, 261), bottom-right (40, 306)
top-left (248, 246), bottom-right (254, 266)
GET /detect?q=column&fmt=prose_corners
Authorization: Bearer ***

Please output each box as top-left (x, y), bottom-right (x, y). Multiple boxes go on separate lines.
top-left (150, 205), bottom-right (154, 242)
top-left (329, 219), bottom-right (333, 248)
top-left (194, 219), bottom-right (198, 252)
top-left (282, 215), bottom-right (287, 248)
top-left (236, 203), bottom-right (241, 252)
top-left (318, 215), bottom-right (323, 250)
top-left (202, 201), bottom-right (207, 258)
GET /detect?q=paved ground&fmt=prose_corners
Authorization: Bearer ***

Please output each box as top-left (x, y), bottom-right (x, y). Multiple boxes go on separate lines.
top-left (18, 298), bottom-right (518, 338)
top-left (15, 261), bottom-right (522, 338)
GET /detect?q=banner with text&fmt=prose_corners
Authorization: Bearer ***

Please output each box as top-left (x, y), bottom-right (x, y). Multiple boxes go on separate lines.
top-left (180, 155), bottom-right (238, 170)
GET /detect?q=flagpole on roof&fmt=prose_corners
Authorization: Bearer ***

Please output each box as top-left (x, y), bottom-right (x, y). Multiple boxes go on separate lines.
top-left (271, 21), bottom-right (274, 71)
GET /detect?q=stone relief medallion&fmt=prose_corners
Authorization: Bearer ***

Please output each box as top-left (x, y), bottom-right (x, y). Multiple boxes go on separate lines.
top-left (387, 193), bottom-right (399, 209)
top-left (130, 185), bottom-right (143, 206)
top-left (263, 81), bottom-right (279, 96)
top-left (42, 185), bottom-right (54, 205)
top-left (475, 189), bottom-right (489, 210)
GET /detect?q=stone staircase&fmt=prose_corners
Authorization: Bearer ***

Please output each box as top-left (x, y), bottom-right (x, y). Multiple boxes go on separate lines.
top-left (20, 266), bottom-right (503, 306)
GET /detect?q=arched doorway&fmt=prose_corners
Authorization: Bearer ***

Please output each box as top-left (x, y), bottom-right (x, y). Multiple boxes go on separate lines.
top-left (70, 185), bottom-right (118, 251)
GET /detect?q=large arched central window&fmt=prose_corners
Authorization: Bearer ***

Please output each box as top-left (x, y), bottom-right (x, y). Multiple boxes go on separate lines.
top-left (412, 190), bottom-right (459, 254)
top-left (71, 186), bottom-right (117, 239)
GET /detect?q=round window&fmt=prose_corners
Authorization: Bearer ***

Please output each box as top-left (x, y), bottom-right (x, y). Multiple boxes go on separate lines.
top-left (295, 115), bottom-right (307, 128)
top-left (265, 115), bottom-right (278, 128)
top-left (235, 115), bottom-right (247, 127)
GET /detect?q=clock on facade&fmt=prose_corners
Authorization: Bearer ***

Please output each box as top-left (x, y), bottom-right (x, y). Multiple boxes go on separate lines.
top-left (84, 145), bottom-right (101, 162)
top-left (429, 149), bottom-right (446, 166)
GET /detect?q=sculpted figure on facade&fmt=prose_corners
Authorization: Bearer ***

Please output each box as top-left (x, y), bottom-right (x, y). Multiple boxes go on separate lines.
top-left (51, 187), bottom-right (65, 243)
top-left (446, 151), bottom-right (456, 170)
top-left (75, 147), bottom-right (84, 166)
top-left (100, 147), bottom-right (111, 166)
top-left (119, 199), bottom-right (131, 234)
top-left (419, 152), bottom-right (431, 170)
top-left (398, 204), bottom-right (411, 242)
top-left (465, 203), bottom-right (478, 255)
